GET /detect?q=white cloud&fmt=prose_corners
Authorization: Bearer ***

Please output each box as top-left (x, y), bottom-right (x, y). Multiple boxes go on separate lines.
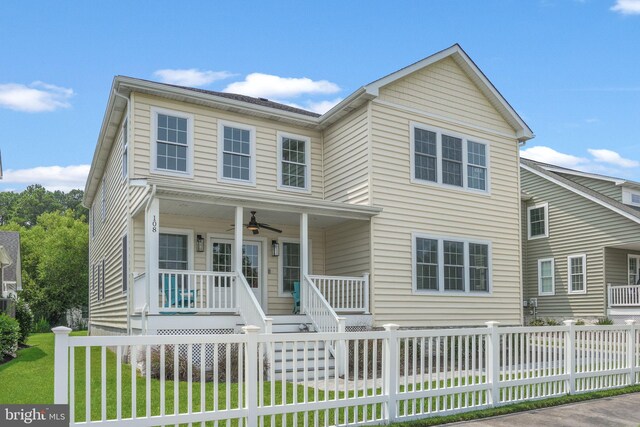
top-left (283, 98), bottom-right (343, 114)
top-left (588, 148), bottom-right (640, 168)
top-left (153, 69), bottom-right (234, 86)
top-left (1, 164), bottom-right (89, 192)
top-left (0, 81), bottom-right (74, 112)
top-left (223, 73), bottom-right (340, 99)
top-left (305, 98), bottom-right (343, 114)
top-left (611, 0), bottom-right (640, 14)
top-left (520, 146), bottom-right (589, 168)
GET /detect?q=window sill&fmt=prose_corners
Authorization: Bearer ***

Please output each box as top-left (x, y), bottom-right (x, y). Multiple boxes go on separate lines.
top-left (410, 178), bottom-right (491, 196)
top-left (277, 185), bottom-right (311, 194)
top-left (528, 234), bottom-right (549, 241)
top-left (412, 290), bottom-right (492, 296)
top-left (217, 177), bottom-right (256, 187)
top-left (151, 169), bottom-right (194, 179)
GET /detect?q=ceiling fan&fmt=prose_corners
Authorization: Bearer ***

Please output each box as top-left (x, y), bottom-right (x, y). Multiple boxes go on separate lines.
top-left (229, 211), bottom-right (282, 235)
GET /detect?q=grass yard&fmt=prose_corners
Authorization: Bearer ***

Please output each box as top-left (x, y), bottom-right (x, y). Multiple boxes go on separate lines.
top-left (3, 332), bottom-right (640, 426)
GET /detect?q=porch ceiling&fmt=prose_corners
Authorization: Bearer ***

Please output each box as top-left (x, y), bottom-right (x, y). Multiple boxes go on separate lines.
top-left (606, 242), bottom-right (640, 252)
top-left (159, 198), bottom-right (366, 228)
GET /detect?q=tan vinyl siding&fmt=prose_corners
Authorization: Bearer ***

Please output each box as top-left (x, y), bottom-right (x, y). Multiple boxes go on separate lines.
top-left (558, 174), bottom-right (622, 202)
top-left (323, 105), bottom-right (370, 204)
top-left (324, 220), bottom-right (371, 277)
top-left (131, 93), bottom-right (323, 199)
top-left (369, 60), bottom-right (522, 327)
top-left (137, 213), bottom-right (325, 315)
top-left (132, 215), bottom-right (145, 273)
top-left (522, 168), bottom-right (640, 319)
top-left (89, 114), bottom-right (129, 332)
top-left (378, 57), bottom-right (515, 135)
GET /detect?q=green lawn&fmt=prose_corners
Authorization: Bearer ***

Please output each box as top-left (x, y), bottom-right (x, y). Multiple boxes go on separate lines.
top-left (3, 333), bottom-right (640, 427)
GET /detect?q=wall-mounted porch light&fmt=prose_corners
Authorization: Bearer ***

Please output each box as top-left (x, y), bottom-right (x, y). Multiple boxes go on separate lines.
top-left (272, 240), bottom-right (279, 257)
top-left (196, 234), bottom-right (205, 252)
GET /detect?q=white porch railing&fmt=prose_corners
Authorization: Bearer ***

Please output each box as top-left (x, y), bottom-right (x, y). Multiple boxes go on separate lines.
top-left (158, 270), bottom-right (236, 313)
top-left (302, 274), bottom-right (345, 335)
top-left (236, 273), bottom-right (272, 334)
top-left (1, 280), bottom-right (17, 298)
top-left (308, 273), bottom-right (369, 313)
top-left (53, 320), bottom-right (640, 426)
top-left (608, 283), bottom-right (640, 307)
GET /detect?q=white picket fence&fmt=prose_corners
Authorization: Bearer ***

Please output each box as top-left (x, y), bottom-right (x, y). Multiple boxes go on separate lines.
top-left (53, 320), bottom-right (640, 426)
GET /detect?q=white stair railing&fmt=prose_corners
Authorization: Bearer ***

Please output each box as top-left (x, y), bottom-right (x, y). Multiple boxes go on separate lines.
top-left (308, 273), bottom-right (370, 313)
top-left (302, 274), bottom-right (345, 374)
top-left (236, 273), bottom-right (272, 334)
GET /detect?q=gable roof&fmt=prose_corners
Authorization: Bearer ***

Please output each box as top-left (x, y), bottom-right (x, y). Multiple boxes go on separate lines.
top-left (84, 44), bottom-right (533, 206)
top-left (521, 158), bottom-right (640, 225)
top-left (321, 44), bottom-right (534, 141)
top-left (0, 231), bottom-right (20, 284)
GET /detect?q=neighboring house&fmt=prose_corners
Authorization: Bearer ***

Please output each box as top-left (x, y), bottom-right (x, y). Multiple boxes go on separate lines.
top-left (0, 231), bottom-right (22, 299)
top-left (83, 44), bottom-right (533, 339)
top-left (521, 159), bottom-right (640, 324)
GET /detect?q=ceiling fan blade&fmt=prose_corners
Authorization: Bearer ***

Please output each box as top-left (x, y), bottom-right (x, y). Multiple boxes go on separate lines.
top-left (259, 224), bottom-right (282, 233)
top-left (226, 227), bottom-right (235, 232)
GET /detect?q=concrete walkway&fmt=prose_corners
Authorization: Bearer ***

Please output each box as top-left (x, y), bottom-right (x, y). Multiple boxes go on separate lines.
top-left (445, 393), bottom-right (640, 426)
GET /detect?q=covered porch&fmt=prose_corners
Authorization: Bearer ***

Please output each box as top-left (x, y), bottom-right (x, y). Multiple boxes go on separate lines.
top-left (129, 185), bottom-right (380, 334)
top-left (605, 243), bottom-right (640, 320)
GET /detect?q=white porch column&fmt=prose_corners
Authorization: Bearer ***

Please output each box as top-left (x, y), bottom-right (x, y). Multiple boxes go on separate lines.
top-left (235, 207), bottom-right (243, 273)
top-left (300, 212), bottom-right (309, 311)
top-left (146, 197), bottom-right (160, 314)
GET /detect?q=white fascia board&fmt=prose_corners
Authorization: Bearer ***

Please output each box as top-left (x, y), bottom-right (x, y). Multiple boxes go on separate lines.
top-left (521, 164), bottom-right (640, 226)
top-left (364, 44), bottom-right (533, 140)
top-left (116, 77), bottom-right (319, 126)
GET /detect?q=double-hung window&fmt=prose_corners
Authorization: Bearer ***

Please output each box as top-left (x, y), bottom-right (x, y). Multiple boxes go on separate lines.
top-left (568, 254), bottom-right (586, 294)
top-left (277, 132), bottom-right (310, 191)
top-left (411, 123), bottom-right (489, 192)
top-left (159, 233), bottom-right (190, 270)
top-left (528, 203), bottom-right (549, 239)
top-left (538, 258), bottom-right (555, 295)
top-left (218, 121), bottom-right (256, 185)
top-left (281, 242), bottom-right (300, 294)
top-left (153, 109), bottom-right (192, 175)
top-left (413, 234), bottom-right (491, 294)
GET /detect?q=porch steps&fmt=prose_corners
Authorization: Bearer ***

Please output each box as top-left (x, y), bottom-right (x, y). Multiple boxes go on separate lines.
top-left (267, 315), bottom-right (335, 381)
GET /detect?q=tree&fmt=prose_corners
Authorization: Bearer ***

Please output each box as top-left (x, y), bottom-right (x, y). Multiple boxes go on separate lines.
top-left (10, 185), bottom-right (62, 227)
top-left (0, 191), bottom-right (19, 226)
top-left (8, 211), bottom-right (88, 325)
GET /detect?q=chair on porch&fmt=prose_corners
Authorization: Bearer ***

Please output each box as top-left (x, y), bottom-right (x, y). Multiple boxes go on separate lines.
top-left (163, 275), bottom-right (196, 309)
top-left (292, 281), bottom-right (300, 314)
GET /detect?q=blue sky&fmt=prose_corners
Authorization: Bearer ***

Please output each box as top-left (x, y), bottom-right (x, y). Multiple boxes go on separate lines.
top-left (1, 0), bottom-right (639, 192)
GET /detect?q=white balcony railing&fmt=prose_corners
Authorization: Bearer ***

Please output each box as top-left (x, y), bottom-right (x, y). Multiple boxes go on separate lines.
top-left (158, 270), bottom-right (236, 313)
top-left (308, 273), bottom-right (369, 313)
top-left (608, 283), bottom-right (640, 307)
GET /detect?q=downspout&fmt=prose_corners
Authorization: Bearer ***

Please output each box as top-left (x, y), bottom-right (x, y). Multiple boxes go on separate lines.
top-left (112, 88), bottom-right (132, 335)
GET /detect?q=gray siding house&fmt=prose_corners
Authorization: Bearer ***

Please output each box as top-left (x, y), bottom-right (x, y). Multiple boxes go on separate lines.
top-left (521, 159), bottom-right (640, 323)
top-left (0, 231), bottom-right (22, 299)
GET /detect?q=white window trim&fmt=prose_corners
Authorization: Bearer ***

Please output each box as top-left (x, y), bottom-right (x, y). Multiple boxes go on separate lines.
top-left (277, 237), bottom-right (313, 297)
top-left (150, 107), bottom-right (195, 178)
top-left (411, 232), bottom-right (492, 295)
top-left (276, 131), bottom-right (311, 193)
top-left (622, 188), bottom-right (640, 207)
top-left (409, 122), bottom-right (491, 195)
top-left (567, 254), bottom-right (587, 295)
top-left (537, 258), bottom-right (555, 296)
top-left (628, 254), bottom-right (640, 285)
top-left (122, 119), bottom-right (128, 180)
top-left (217, 119), bottom-right (257, 186)
top-left (527, 202), bottom-right (549, 240)
top-left (158, 227), bottom-right (195, 271)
